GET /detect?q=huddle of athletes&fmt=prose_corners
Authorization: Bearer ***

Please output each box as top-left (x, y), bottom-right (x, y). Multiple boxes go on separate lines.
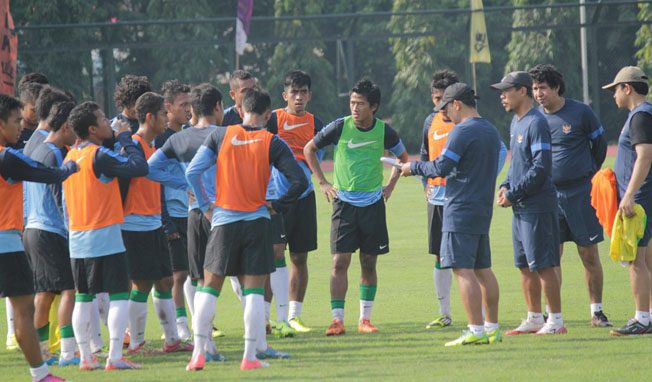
top-left (399, 64), bottom-right (652, 346)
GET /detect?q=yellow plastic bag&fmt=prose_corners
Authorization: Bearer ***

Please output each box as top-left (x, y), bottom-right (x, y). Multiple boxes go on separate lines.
top-left (610, 204), bottom-right (646, 262)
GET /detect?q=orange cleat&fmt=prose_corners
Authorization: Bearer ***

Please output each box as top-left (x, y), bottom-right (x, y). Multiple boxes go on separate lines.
top-left (186, 354), bottom-right (205, 371)
top-left (240, 358), bottom-right (269, 370)
top-left (358, 319), bottom-right (379, 333)
top-left (105, 356), bottom-right (141, 370)
top-left (325, 319), bottom-right (346, 336)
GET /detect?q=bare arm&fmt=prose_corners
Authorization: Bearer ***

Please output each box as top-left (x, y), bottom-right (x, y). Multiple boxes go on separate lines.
top-left (304, 139), bottom-right (338, 202)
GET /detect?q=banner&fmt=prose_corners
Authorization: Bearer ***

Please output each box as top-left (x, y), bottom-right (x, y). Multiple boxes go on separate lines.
top-left (469, 0), bottom-right (491, 64)
top-left (236, 0), bottom-right (253, 56)
top-left (0, 0), bottom-right (17, 95)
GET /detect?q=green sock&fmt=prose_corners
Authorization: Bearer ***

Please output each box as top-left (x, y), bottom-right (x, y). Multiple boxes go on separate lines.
top-left (360, 284), bottom-right (377, 301)
top-left (60, 324), bottom-right (74, 339)
top-left (331, 299), bottom-right (345, 310)
top-left (130, 289), bottom-right (149, 303)
top-left (176, 307), bottom-right (187, 318)
top-left (275, 257), bottom-right (287, 268)
top-left (36, 322), bottom-right (49, 342)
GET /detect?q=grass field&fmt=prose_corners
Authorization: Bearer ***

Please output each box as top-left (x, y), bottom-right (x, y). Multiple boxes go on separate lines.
top-left (1, 158), bottom-right (651, 381)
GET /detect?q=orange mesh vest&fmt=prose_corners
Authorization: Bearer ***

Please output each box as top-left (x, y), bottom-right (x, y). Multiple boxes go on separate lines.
top-left (63, 144), bottom-right (124, 231)
top-left (123, 135), bottom-right (160, 216)
top-left (427, 112), bottom-right (455, 186)
top-left (214, 125), bottom-right (273, 212)
top-left (0, 146), bottom-right (23, 231)
top-left (274, 109), bottom-right (314, 162)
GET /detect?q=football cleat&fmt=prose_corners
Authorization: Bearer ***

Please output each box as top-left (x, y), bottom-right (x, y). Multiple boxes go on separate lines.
top-left (426, 315), bottom-right (453, 329)
top-left (79, 356), bottom-right (103, 371)
top-left (271, 320), bottom-right (297, 338)
top-left (288, 317), bottom-right (312, 333)
top-left (92, 348), bottom-right (109, 358)
top-left (186, 354), bottom-right (205, 371)
top-left (42, 352), bottom-right (58, 366)
top-left (325, 319), bottom-right (346, 336)
top-left (164, 339), bottom-right (194, 353)
top-left (505, 318), bottom-right (544, 335)
top-left (57, 355), bottom-right (80, 367)
top-left (609, 318), bottom-right (651, 336)
top-left (256, 346), bottom-right (290, 359)
top-left (33, 373), bottom-right (66, 382)
top-left (212, 326), bottom-right (225, 338)
top-left (6, 334), bottom-right (18, 351)
top-left (535, 321), bottom-right (568, 335)
top-left (123, 329), bottom-right (130, 349)
top-left (105, 356), bottom-right (142, 370)
top-left (485, 329), bottom-right (503, 343)
top-left (240, 358), bottom-right (269, 370)
top-left (206, 351), bottom-right (227, 362)
top-left (358, 319), bottom-right (379, 333)
top-left (591, 311), bottom-right (613, 327)
top-left (444, 330), bottom-right (489, 347)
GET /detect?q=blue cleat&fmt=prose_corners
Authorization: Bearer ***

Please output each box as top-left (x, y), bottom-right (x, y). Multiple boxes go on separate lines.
top-left (58, 355), bottom-right (80, 367)
top-left (256, 347), bottom-right (290, 359)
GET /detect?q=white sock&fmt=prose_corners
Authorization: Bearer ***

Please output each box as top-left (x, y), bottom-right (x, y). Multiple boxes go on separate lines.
top-left (359, 300), bottom-right (374, 321)
top-left (96, 293), bottom-right (110, 327)
top-left (107, 298), bottom-right (128, 364)
top-left (176, 316), bottom-right (190, 341)
top-left (527, 311), bottom-right (544, 323)
top-left (191, 289), bottom-right (217, 359)
top-left (469, 324), bottom-right (484, 336)
top-left (635, 311), bottom-right (650, 325)
top-left (60, 336), bottom-right (76, 359)
top-left (288, 301), bottom-right (303, 320)
top-left (433, 266), bottom-right (452, 317)
top-left (89, 298), bottom-right (104, 352)
top-left (549, 312), bottom-right (564, 325)
top-left (183, 278), bottom-right (196, 318)
top-left (243, 293), bottom-right (264, 361)
top-left (72, 300), bottom-right (93, 362)
top-left (545, 304), bottom-right (550, 316)
top-left (39, 340), bottom-right (49, 355)
top-left (5, 298), bottom-right (14, 337)
top-left (153, 292), bottom-right (179, 344)
top-left (127, 299), bottom-right (148, 349)
top-left (270, 266), bottom-right (289, 322)
top-left (230, 277), bottom-right (243, 303)
top-left (264, 301), bottom-right (271, 322)
top-left (484, 321), bottom-right (499, 332)
top-left (332, 308), bottom-right (344, 322)
top-left (590, 303), bottom-right (602, 316)
top-left (29, 362), bottom-right (50, 381)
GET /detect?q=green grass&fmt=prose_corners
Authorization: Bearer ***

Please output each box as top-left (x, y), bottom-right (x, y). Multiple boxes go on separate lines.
top-left (1, 158), bottom-right (650, 381)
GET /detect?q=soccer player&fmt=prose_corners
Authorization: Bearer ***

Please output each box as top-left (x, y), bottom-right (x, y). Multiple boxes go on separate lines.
top-left (493, 71), bottom-right (566, 335)
top-left (401, 83), bottom-right (502, 346)
top-left (119, 92), bottom-right (192, 355)
top-left (1, 93), bottom-right (76, 382)
top-left (185, 87), bottom-right (307, 371)
top-left (155, 80), bottom-right (193, 341)
top-left (63, 101), bottom-right (148, 371)
top-left (112, 75), bottom-right (152, 134)
top-left (147, 83), bottom-right (226, 354)
top-left (223, 70), bottom-right (256, 126)
top-left (22, 101), bottom-right (79, 366)
top-left (304, 78), bottom-right (408, 335)
top-left (602, 66), bottom-right (652, 335)
top-left (15, 82), bottom-right (45, 150)
top-left (264, 69), bottom-right (324, 334)
top-left (529, 64), bottom-right (611, 327)
top-left (23, 87), bottom-right (72, 155)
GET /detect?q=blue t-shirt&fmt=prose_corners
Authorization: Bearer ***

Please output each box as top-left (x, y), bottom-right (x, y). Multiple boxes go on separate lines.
top-left (223, 106), bottom-right (243, 126)
top-left (155, 127), bottom-right (189, 218)
top-left (411, 117), bottom-right (500, 234)
top-left (539, 99), bottom-right (606, 188)
top-left (500, 108), bottom-right (557, 214)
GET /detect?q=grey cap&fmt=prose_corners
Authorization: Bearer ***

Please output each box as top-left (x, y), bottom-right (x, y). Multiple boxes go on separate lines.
top-left (434, 83), bottom-right (478, 112)
top-left (602, 66), bottom-right (649, 90)
top-left (490, 71), bottom-right (533, 90)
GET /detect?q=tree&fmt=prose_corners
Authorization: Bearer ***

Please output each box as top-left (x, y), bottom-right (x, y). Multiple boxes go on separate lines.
top-left (636, 2), bottom-right (652, 102)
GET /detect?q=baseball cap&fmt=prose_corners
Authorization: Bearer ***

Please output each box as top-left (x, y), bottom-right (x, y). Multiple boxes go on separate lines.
top-left (490, 71), bottom-right (533, 90)
top-left (434, 83), bottom-right (478, 112)
top-left (601, 66), bottom-right (649, 90)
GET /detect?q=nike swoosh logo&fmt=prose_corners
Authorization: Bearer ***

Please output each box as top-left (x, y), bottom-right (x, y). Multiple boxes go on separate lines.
top-left (75, 155), bottom-right (86, 164)
top-left (231, 135), bottom-right (262, 146)
top-left (282, 121), bottom-right (308, 131)
top-left (280, 234), bottom-right (286, 238)
top-left (347, 139), bottom-right (376, 149)
top-left (379, 244), bottom-right (388, 249)
top-left (433, 131), bottom-right (448, 140)
top-left (589, 234), bottom-right (599, 241)
top-left (528, 260), bottom-right (536, 267)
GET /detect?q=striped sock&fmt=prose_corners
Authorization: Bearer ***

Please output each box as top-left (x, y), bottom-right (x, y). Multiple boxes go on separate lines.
top-left (359, 284), bottom-right (377, 321)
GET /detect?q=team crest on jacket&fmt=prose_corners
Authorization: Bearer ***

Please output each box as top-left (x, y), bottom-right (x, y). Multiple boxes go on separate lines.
top-left (517, 134), bottom-right (523, 144)
top-left (562, 124), bottom-right (572, 134)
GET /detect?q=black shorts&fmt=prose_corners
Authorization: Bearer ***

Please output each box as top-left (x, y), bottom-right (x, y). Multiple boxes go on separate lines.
top-left (269, 213), bottom-right (287, 245)
top-left (512, 211), bottom-right (561, 271)
top-left (427, 203), bottom-right (443, 255)
top-left (330, 198), bottom-right (389, 255)
top-left (557, 183), bottom-right (603, 246)
top-left (167, 217), bottom-right (189, 272)
top-left (0, 252), bottom-right (34, 298)
top-left (204, 218), bottom-right (274, 277)
top-left (188, 208), bottom-right (211, 279)
top-left (71, 252), bottom-right (130, 295)
top-left (22, 228), bottom-right (75, 293)
top-left (282, 191), bottom-right (318, 253)
top-left (122, 228), bottom-right (172, 281)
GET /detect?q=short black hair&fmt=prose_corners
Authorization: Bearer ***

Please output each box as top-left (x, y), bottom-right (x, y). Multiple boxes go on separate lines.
top-left (135, 92), bottom-right (165, 124)
top-left (190, 83), bottom-right (222, 117)
top-left (284, 70), bottom-right (311, 90)
top-left (241, 87), bottom-right (271, 115)
top-left (529, 64), bottom-right (565, 96)
top-left (35, 87), bottom-right (72, 122)
top-left (48, 101), bottom-right (76, 132)
top-left (0, 94), bottom-right (23, 122)
top-left (114, 75), bottom-right (152, 110)
top-left (621, 82), bottom-right (649, 96)
top-left (161, 80), bottom-right (190, 104)
top-left (350, 78), bottom-right (381, 110)
top-left (514, 84), bottom-right (533, 98)
top-left (18, 72), bottom-right (49, 89)
top-left (18, 82), bottom-right (44, 105)
top-left (431, 70), bottom-right (459, 92)
top-left (67, 102), bottom-right (100, 140)
top-left (229, 70), bottom-right (255, 89)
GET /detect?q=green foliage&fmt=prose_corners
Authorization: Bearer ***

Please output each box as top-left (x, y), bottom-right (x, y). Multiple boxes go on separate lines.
top-left (636, 3), bottom-right (652, 101)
